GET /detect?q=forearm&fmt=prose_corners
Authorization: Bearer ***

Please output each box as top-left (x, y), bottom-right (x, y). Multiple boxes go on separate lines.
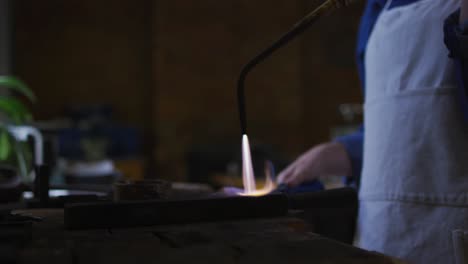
top-left (276, 141), bottom-right (352, 187)
top-left (462, 0), bottom-right (468, 23)
top-left (334, 126), bottom-right (364, 179)
top-left (316, 142), bottom-right (352, 177)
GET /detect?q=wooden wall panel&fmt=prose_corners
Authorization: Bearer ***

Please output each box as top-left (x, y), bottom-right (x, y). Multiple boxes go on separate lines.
top-left (15, 0), bottom-right (153, 130)
top-left (299, 0), bottom-right (364, 148)
top-left (152, 1), bottom-right (364, 180)
top-left (14, 0), bottom-right (364, 181)
top-left (153, 1), bottom-right (306, 179)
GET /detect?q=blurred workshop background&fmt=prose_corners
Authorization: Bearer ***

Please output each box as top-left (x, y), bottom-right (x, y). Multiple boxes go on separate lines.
top-left (4, 0), bottom-right (364, 188)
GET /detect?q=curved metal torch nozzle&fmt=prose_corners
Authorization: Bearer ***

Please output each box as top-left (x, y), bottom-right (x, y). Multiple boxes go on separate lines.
top-left (238, 0), bottom-right (362, 135)
top-left (296, 0), bottom-right (361, 27)
top-left (337, 0), bottom-right (361, 7)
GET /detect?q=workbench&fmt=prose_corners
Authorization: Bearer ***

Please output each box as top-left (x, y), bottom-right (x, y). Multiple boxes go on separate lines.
top-left (4, 209), bottom-right (402, 264)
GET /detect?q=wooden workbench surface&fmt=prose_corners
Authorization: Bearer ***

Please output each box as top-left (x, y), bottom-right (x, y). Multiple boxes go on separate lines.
top-left (10, 209), bottom-right (400, 264)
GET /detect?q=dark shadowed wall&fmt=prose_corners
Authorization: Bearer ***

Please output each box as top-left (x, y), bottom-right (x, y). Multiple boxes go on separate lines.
top-left (0, 0), bottom-right (13, 75)
top-left (14, 0), bottom-right (364, 180)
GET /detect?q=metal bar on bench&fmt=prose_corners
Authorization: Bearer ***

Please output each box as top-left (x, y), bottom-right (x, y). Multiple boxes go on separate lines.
top-left (65, 194), bottom-right (289, 230)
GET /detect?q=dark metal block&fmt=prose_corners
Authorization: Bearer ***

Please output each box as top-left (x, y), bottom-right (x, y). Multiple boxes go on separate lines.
top-left (65, 194), bottom-right (289, 230)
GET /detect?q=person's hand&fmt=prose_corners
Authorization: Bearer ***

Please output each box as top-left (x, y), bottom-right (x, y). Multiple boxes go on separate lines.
top-left (277, 142), bottom-right (351, 187)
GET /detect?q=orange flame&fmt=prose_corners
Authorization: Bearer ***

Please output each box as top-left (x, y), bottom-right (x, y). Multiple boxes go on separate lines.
top-left (238, 134), bottom-right (276, 196)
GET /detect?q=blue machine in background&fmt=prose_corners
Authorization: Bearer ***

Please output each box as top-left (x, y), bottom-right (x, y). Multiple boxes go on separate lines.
top-left (57, 105), bottom-right (141, 161)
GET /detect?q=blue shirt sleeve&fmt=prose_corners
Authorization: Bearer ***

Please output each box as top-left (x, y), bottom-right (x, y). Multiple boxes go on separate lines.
top-left (335, 126), bottom-right (364, 186)
top-left (444, 10), bottom-right (468, 122)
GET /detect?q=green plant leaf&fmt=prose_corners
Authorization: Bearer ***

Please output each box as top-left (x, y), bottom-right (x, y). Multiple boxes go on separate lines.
top-left (0, 96), bottom-right (32, 124)
top-left (0, 76), bottom-right (36, 102)
top-left (0, 130), bottom-right (11, 160)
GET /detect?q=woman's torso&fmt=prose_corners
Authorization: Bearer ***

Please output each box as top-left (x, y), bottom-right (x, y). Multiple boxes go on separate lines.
top-left (356, 0), bottom-right (468, 262)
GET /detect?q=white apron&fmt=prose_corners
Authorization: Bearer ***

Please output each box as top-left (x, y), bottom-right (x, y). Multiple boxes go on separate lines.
top-left (354, 0), bottom-right (468, 263)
